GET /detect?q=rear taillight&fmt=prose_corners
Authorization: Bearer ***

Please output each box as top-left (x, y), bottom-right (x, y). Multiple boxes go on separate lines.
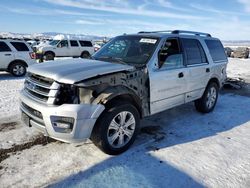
top-left (29, 52), bottom-right (36, 59)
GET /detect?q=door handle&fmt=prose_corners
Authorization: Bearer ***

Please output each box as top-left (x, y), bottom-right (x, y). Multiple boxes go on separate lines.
top-left (178, 72), bottom-right (184, 78)
top-left (4, 54), bottom-right (11, 56)
top-left (206, 68), bottom-right (210, 73)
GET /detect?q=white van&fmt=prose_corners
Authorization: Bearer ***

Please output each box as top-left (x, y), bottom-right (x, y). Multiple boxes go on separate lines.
top-left (35, 35), bottom-right (95, 61)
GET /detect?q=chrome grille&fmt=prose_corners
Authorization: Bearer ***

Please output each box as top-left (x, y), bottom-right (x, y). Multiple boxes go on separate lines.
top-left (24, 73), bottom-right (60, 104)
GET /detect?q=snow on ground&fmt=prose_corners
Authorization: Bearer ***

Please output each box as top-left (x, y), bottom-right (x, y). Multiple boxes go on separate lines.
top-left (227, 58), bottom-right (250, 82)
top-left (0, 58), bottom-right (250, 187)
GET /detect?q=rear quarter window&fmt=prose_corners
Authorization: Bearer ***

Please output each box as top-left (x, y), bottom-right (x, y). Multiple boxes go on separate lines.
top-left (205, 40), bottom-right (227, 63)
top-left (79, 41), bottom-right (93, 47)
top-left (10, 42), bottom-right (29, 51)
top-left (0, 41), bottom-right (11, 52)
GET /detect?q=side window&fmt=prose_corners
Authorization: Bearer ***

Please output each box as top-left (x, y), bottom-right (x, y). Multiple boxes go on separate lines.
top-left (205, 40), bottom-right (227, 63)
top-left (58, 40), bottom-right (68, 48)
top-left (79, 41), bottom-right (93, 47)
top-left (158, 38), bottom-right (183, 69)
top-left (181, 38), bottom-right (207, 65)
top-left (10, 42), bottom-right (29, 51)
top-left (0, 42), bottom-right (11, 52)
top-left (70, 40), bottom-right (79, 47)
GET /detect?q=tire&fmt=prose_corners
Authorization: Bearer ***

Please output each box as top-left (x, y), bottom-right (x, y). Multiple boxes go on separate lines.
top-left (81, 51), bottom-right (90, 59)
top-left (195, 82), bottom-right (219, 113)
top-left (10, 62), bottom-right (27, 77)
top-left (91, 101), bottom-right (140, 155)
top-left (44, 52), bottom-right (54, 61)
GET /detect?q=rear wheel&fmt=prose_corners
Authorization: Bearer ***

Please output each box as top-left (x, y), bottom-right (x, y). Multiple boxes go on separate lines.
top-left (195, 82), bottom-right (219, 113)
top-left (81, 51), bottom-right (90, 59)
top-left (91, 101), bottom-right (140, 155)
top-left (44, 52), bottom-right (54, 61)
top-left (10, 62), bottom-right (26, 77)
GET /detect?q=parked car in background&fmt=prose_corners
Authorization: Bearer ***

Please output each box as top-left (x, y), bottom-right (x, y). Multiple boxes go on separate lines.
top-left (0, 39), bottom-right (36, 76)
top-left (20, 30), bottom-right (227, 154)
top-left (231, 47), bottom-right (249, 58)
top-left (27, 40), bottom-right (40, 47)
top-left (224, 47), bottom-right (233, 57)
top-left (35, 35), bottom-right (95, 61)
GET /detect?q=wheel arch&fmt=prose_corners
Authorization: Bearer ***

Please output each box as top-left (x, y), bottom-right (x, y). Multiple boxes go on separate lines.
top-left (207, 77), bottom-right (220, 89)
top-left (92, 85), bottom-right (143, 118)
top-left (44, 51), bottom-right (55, 57)
top-left (8, 59), bottom-right (28, 71)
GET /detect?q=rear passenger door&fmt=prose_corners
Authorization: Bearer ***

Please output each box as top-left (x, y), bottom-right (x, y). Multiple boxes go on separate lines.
top-left (79, 40), bottom-right (94, 55)
top-left (180, 38), bottom-right (210, 102)
top-left (0, 41), bottom-right (13, 69)
top-left (69, 40), bottom-right (81, 56)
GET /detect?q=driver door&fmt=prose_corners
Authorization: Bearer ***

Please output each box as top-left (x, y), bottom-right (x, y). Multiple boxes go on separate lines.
top-left (56, 40), bottom-right (71, 57)
top-left (149, 38), bottom-right (188, 114)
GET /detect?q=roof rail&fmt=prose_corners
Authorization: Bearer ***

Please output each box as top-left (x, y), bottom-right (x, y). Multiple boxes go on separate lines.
top-left (138, 30), bottom-right (212, 37)
top-left (171, 30), bottom-right (211, 37)
top-left (138, 30), bottom-right (172, 34)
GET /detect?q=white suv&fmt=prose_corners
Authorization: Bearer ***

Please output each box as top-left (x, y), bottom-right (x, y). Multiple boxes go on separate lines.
top-left (0, 39), bottom-right (36, 76)
top-left (20, 30), bottom-right (227, 154)
top-left (36, 37), bottom-right (95, 61)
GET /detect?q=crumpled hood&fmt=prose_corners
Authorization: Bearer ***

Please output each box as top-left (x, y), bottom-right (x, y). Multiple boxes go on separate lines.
top-left (28, 58), bottom-right (134, 84)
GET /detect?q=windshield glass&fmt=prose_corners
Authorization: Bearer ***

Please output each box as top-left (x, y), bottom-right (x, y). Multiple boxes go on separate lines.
top-left (93, 36), bottom-right (159, 65)
top-left (49, 40), bottom-right (60, 46)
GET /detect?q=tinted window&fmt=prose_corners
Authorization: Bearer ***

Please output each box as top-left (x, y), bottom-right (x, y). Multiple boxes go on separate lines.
top-left (58, 40), bottom-right (68, 48)
top-left (10, 42), bottom-right (29, 51)
top-left (205, 40), bottom-right (227, 62)
top-left (0, 42), bottom-right (11, 52)
top-left (70, 40), bottom-right (79, 47)
top-left (79, 41), bottom-right (93, 47)
top-left (159, 38), bottom-right (184, 69)
top-left (182, 39), bottom-right (207, 65)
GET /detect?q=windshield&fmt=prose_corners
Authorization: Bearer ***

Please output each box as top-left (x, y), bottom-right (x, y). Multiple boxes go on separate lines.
top-left (93, 36), bottom-right (159, 65)
top-left (49, 40), bottom-right (60, 46)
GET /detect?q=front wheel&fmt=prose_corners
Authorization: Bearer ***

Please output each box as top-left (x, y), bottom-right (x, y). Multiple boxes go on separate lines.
top-left (91, 102), bottom-right (140, 155)
top-left (195, 82), bottom-right (219, 113)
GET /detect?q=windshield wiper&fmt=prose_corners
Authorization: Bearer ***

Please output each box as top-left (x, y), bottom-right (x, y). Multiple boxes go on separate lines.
top-left (96, 56), bottom-right (127, 65)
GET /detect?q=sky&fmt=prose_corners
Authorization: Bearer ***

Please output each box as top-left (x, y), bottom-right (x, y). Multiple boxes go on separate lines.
top-left (0, 0), bottom-right (250, 40)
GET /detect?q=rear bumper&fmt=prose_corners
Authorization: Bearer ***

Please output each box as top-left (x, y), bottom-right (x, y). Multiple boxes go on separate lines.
top-left (20, 90), bottom-right (105, 143)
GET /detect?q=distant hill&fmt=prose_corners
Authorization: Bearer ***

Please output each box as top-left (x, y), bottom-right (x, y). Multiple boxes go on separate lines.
top-left (0, 31), bottom-right (107, 41)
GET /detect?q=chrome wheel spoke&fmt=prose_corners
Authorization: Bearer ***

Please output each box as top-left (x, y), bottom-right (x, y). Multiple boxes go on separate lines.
top-left (109, 120), bottom-right (120, 131)
top-left (119, 111), bottom-right (127, 126)
top-left (124, 116), bottom-right (135, 128)
top-left (108, 132), bottom-right (119, 145)
top-left (118, 134), bottom-right (124, 146)
top-left (124, 129), bottom-right (133, 139)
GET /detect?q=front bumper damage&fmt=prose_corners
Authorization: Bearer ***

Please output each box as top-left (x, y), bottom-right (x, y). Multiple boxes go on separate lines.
top-left (20, 90), bottom-right (105, 143)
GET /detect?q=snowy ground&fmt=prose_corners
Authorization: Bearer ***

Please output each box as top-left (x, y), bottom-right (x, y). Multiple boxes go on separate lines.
top-left (0, 58), bottom-right (250, 188)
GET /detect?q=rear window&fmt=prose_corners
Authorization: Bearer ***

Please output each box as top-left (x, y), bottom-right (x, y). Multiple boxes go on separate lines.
top-left (10, 42), bottom-right (29, 51)
top-left (181, 38), bottom-right (207, 65)
top-left (205, 40), bottom-right (227, 62)
top-left (70, 40), bottom-right (79, 47)
top-left (0, 41), bottom-right (11, 52)
top-left (79, 40), bottom-right (93, 47)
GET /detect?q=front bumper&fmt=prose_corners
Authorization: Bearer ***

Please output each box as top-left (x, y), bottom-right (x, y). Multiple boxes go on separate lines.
top-left (20, 90), bottom-right (105, 143)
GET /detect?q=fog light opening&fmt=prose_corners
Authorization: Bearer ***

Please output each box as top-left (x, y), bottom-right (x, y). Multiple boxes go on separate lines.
top-left (51, 116), bottom-right (74, 133)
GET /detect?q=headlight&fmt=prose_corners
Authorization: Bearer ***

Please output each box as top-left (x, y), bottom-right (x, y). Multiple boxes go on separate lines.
top-left (55, 84), bottom-right (79, 105)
